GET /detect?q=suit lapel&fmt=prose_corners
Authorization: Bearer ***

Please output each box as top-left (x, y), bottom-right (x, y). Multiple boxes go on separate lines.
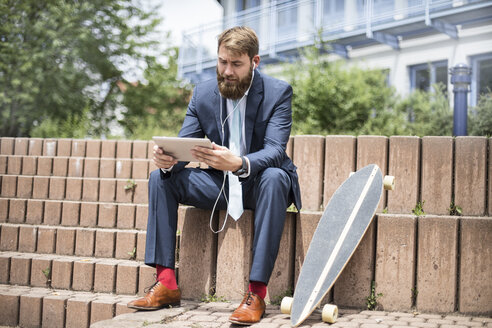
top-left (245, 71), bottom-right (263, 153)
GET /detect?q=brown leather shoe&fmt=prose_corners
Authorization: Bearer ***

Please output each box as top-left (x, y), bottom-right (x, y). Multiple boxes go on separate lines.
top-left (127, 281), bottom-right (181, 310)
top-left (229, 291), bottom-right (266, 325)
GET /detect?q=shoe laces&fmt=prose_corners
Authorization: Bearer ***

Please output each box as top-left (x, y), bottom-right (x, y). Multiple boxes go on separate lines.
top-left (144, 276), bottom-right (159, 294)
top-left (245, 291), bottom-right (254, 306)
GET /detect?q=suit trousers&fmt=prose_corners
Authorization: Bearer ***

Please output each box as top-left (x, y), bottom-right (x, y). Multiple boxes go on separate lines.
top-left (144, 166), bottom-right (292, 285)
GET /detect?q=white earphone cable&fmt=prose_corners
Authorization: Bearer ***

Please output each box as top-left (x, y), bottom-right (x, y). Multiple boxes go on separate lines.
top-left (208, 63), bottom-right (256, 234)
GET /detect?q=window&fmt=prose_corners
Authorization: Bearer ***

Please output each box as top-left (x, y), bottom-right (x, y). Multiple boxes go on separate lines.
top-left (277, 0), bottom-right (298, 41)
top-left (321, 0), bottom-right (345, 28)
top-left (323, 0), bottom-right (344, 15)
top-left (236, 0), bottom-right (261, 11)
top-left (471, 53), bottom-right (492, 106)
top-left (234, 0), bottom-right (261, 35)
top-left (409, 60), bottom-right (448, 93)
top-left (373, 0), bottom-right (394, 16)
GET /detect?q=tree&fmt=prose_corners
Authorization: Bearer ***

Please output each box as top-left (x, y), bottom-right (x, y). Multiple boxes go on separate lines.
top-left (118, 49), bottom-right (192, 139)
top-left (0, 0), bottom-right (160, 137)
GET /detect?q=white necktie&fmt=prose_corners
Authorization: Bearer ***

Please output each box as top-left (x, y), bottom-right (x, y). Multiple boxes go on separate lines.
top-left (228, 100), bottom-right (244, 220)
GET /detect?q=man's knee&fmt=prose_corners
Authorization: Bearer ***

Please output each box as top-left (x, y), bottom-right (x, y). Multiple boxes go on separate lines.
top-left (149, 169), bottom-right (174, 191)
top-left (149, 169), bottom-right (162, 186)
top-left (257, 168), bottom-right (290, 190)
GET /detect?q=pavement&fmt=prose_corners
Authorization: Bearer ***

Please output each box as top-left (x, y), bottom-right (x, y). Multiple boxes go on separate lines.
top-left (91, 300), bottom-right (492, 328)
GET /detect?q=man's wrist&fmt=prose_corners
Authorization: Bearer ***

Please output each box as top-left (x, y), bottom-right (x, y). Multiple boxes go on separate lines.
top-left (232, 156), bottom-right (248, 176)
top-left (233, 156), bottom-right (243, 172)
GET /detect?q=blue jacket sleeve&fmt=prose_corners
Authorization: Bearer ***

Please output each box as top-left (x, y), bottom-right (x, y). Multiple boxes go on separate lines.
top-left (245, 83), bottom-right (293, 178)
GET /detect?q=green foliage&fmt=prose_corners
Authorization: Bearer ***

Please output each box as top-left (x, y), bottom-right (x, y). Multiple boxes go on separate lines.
top-left (0, 0), bottom-right (160, 137)
top-left (395, 84), bottom-right (453, 136)
top-left (42, 267), bottom-right (51, 279)
top-left (269, 288), bottom-right (293, 306)
top-left (42, 267), bottom-right (51, 286)
top-left (448, 202), bottom-right (462, 216)
top-left (119, 53), bottom-right (192, 139)
top-left (127, 247), bottom-right (136, 260)
top-left (30, 106), bottom-right (92, 138)
top-left (412, 201), bottom-right (426, 216)
top-left (200, 293), bottom-right (228, 303)
top-left (276, 43), bottom-right (460, 137)
top-left (411, 287), bottom-right (419, 305)
top-left (366, 281), bottom-right (383, 310)
top-left (469, 93), bottom-right (492, 136)
top-left (282, 45), bottom-right (400, 136)
top-left (124, 179), bottom-right (137, 191)
top-left (286, 204), bottom-right (298, 213)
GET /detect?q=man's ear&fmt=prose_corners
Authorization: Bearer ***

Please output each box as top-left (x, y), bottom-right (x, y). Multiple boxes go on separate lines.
top-left (252, 55), bottom-right (260, 69)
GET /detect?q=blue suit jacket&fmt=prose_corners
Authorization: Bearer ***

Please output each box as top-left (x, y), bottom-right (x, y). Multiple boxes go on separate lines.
top-left (171, 70), bottom-right (301, 210)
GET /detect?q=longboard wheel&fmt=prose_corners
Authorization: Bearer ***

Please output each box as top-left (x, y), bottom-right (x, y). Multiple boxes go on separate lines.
top-left (383, 175), bottom-right (395, 191)
top-left (321, 304), bottom-right (338, 323)
top-left (280, 296), bottom-right (293, 315)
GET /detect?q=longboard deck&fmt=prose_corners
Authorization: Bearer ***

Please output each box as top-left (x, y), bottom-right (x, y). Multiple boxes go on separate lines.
top-left (291, 164), bottom-right (383, 327)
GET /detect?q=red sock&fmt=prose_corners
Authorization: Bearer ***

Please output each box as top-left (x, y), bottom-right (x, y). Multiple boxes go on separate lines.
top-left (156, 265), bottom-right (178, 290)
top-left (248, 281), bottom-right (267, 299)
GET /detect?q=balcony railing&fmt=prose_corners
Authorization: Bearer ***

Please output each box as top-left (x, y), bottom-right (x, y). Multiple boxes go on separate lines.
top-left (178, 0), bottom-right (490, 82)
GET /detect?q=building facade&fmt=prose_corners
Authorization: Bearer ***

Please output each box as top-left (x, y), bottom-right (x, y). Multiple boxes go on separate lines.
top-left (178, 0), bottom-right (492, 106)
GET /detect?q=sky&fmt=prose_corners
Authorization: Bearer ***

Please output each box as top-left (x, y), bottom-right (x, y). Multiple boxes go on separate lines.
top-left (122, 0), bottom-right (222, 81)
top-left (153, 0), bottom-right (223, 46)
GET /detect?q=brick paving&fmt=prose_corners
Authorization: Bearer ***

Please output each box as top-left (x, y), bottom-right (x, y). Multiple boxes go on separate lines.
top-left (91, 300), bottom-right (492, 328)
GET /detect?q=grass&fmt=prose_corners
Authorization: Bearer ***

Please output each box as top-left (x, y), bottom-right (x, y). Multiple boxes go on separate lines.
top-left (366, 281), bottom-right (383, 310)
top-left (200, 293), bottom-right (228, 303)
top-left (412, 201), bottom-right (425, 216)
top-left (448, 202), bottom-right (462, 216)
top-left (124, 179), bottom-right (137, 191)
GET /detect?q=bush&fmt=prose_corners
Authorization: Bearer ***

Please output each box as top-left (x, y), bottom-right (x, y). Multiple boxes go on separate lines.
top-left (276, 44), bottom-right (459, 137)
top-left (281, 45), bottom-right (398, 136)
top-left (469, 93), bottom-right (492, 136)
top-left (30, 106), bottom-right (92, 138)
top-left (395, 84), bottom-right (453, 136)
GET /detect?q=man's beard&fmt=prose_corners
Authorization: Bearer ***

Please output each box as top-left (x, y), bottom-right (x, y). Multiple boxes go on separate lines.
top-left (217, 65), bottom-right (253, 100)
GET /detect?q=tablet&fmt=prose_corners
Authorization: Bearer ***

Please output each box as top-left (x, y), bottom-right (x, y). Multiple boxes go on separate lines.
top-left (152, 136), bottom-right (213, 162)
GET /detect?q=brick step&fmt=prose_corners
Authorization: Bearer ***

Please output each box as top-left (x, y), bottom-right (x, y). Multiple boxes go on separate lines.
top-left (0, 175), bottom-right (149, 204)
top-left (0, 198), bottom-right (148, 230)
top-left (0, 137), bottom-right (153, 159)
top-left (0, 283), bottom-right (138, 328)
top-left (0, 154), bottom-right (155, 179)
top-left (0, 223), bottom-right (146, 261)
top-left (0, 251), bottom-right (157, 297)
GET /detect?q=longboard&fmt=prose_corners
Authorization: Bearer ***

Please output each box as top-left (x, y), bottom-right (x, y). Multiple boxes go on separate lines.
top-left (281, 164), bottom-right (394, 327)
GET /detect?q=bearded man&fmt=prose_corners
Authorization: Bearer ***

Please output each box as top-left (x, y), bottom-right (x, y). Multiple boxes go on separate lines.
top-left (127, 26), bottom-right (301, 325)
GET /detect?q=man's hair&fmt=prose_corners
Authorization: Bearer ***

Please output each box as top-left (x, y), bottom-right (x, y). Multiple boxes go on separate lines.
top-left (217, 26), bottom-right (259, 60)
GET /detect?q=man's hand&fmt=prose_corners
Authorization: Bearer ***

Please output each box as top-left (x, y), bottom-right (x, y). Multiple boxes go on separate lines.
top-left (191, 142), bottom-right (242, 172)
top-left (153, 145), bottom-right (178, 169)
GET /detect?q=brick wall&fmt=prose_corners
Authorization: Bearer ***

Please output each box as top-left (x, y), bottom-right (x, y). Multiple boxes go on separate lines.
top-left (0, 136), bottom-right (490, 327)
